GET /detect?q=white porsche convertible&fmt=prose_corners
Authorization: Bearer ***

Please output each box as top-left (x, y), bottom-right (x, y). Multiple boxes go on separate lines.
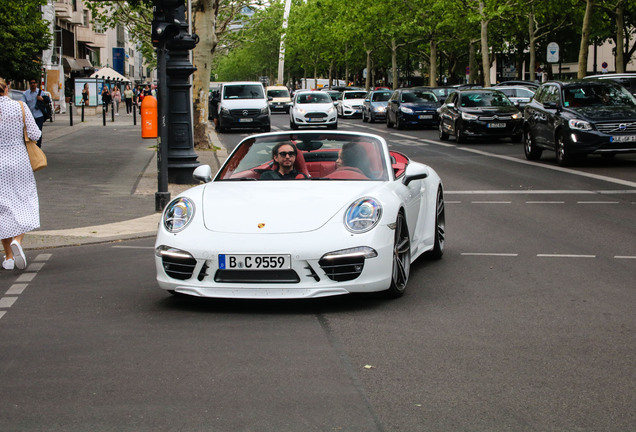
top-left (155, 131), bottom-right (445, 299)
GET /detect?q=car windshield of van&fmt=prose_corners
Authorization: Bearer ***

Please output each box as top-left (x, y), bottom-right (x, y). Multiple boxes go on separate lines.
top-left (562, 84), bottom-right (636, 108)
top-left (268, 89), bottom-right (290, 98)
top-left (224, 85), bottom-right (264, 99)
top-left (461, 92), bottom-right (513, 107)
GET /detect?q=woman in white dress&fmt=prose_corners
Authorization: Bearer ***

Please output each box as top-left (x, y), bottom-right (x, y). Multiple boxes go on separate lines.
top-left (0, 78), bottom-right (41, 270)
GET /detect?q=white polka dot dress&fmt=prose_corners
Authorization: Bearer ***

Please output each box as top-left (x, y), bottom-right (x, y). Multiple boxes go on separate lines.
top-left (0, 96), bottom-right (42, 238)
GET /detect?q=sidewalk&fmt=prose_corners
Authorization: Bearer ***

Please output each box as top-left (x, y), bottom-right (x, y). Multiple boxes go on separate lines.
top-left (23, 107), bottom-right (227, 250)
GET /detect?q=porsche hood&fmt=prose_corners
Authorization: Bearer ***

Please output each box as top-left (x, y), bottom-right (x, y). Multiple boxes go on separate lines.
top-left (198, 181), bottom-right (380, 234)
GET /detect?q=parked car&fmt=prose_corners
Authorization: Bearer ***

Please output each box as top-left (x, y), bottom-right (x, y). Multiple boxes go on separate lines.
top-left (494, 80), bottom-right (540, 90)
top-left (583, 73), bottom-right (636, 96)
top-left (438, 89), bottom-right (523, 142)
top-left (386, 88), bottom-right (440, 129)
top-left (155, 131), bottom-right (445, 299)
top-left (492, 86), bottom-right (535, 108)
top-left (266, 85), bottom-right (292, 113)
top-left (336, 90), bottom-right (367, 118)
top-left (289, 90), bottom-right (337, 129)
top-left (523, 80), bottom-right (636, 166)
top-left (362, 90), bottom-right (393, 123)
top-left (214, 81), bottom-right (271, 133)
top-left (416, 86), bottom-right (457, 104)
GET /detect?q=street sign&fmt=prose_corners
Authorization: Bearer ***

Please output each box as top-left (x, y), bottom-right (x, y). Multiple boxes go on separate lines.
top-left (547, 42), bottom-right (559, 63)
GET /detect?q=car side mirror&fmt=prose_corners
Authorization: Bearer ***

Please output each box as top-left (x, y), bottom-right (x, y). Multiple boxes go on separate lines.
top-left (402, 164), bottom-right (428, 186)
top-left (193, 164), bottom-right (212, 183)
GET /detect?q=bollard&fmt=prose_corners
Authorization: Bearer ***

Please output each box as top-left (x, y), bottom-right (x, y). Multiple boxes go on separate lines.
top-left (103, 104), bottom-right (106, 126)
top-left (81, 103), bottom-right (85, 122)
top-left (69, 102), bottom-right (73, 126)
top-left (111, 102), bottom-right (115, 122)
top-left (133, 104), bottom-right (137, 126)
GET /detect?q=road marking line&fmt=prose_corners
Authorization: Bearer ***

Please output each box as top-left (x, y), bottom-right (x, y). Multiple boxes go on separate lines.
top-left (461, 253), bottom-right (519, 256)
top-left (6, 284), bottom-right (28, 295)
top-left (446, 201), bottom-right (462, 204)
top-left (526, 201), bottom-right (565, 204)
top-left (34, 254), bottom-right (52, 261)
top-left (27, 263), bottom-right (45, 271)
top-left (390, 132), bottom-right (417, 139)
top-left (0, 311), bottom-right (5, 320)
top-left (419, 138), bottom-right (636, 189)
top-left (471, 201), bottom-right (511, 204)
top-left (537, 254), bottom-right (596, 258)
top-left (0, 297), bottom-right (18, 308)
top-left (577, 201), bottom-right (620, 204)
top-left (615, 256), bottom-right (636, 259)
top-left (16, 273), bottom-right (37, 283)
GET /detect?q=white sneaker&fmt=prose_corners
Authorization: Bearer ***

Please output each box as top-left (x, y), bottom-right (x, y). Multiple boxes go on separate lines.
top-left (10, 240), bottom-right (26, 270)
top-left (3, 258), bottom-right (15, 270)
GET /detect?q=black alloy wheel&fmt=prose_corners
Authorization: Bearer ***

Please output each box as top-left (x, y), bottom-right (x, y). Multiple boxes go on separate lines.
top-left (524, 128), bottom-right (542, 160)
top-left (385, 211), bottom-right (411, 298)
top-left (556, 132), bottom-right (572, 166)
top-left (426, 187), bottom-right (445, 259)
top-left (396, 113), bottom-right (403, 130)
top-left (439, 122), bottom-right (449, 140)
top-left (455, 122), bottom-right (466, 143)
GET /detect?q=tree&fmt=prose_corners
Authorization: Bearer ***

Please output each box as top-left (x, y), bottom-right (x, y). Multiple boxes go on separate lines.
top-left (0, 0), bottom-right (51, 81)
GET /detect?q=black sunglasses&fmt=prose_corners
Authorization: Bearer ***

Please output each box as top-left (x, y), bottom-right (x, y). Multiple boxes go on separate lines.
top-left (277, 151), bottom-right (296, 157)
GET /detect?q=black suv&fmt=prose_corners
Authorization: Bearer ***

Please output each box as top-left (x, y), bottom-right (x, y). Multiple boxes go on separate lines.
top-left (524, 80), bottom-right (636, 166)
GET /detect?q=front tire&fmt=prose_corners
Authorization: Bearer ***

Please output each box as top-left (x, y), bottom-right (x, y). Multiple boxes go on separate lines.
top-left (290, 119), bottom-right (298, 130)
top-left (556, 132), bottom-right (572, 166)
top-left (455, 123), bottom-right (466, 143)
top-left (524, 128), bottom-right (542, 160)
top-left (385, 211), bottom-right (411, 298)
top-left (426, 187), bottom-right (445, 260)
top-left (439, 122), bottom-right (449, 140)
top-left (386, 112), bottom-right (394, 128)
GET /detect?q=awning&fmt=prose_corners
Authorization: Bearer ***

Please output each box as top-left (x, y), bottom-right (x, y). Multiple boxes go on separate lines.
top-left (63, 57), bottom-right (94, 73)
top-left (90, 66), bottom-right (130, 82)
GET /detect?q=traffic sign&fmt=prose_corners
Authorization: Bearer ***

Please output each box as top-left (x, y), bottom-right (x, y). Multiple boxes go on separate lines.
top-left (547, 42), bottom-right (559, 63)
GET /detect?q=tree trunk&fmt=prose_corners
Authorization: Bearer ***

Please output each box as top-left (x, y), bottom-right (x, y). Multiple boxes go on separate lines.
top-left (192, 0), bottom-right (220, 152)
top-left (365, 47), bottom-right (372, 91)
top-left (429, 38), bottom-right (437, 86)
top-left (479, 2), bottom-right (491, 87)
top-left (528, 13), bottom-right (536, 81)
top-left (615, 2), bottom-right (624, 73)
top-left (469, 41), bottom-right (478, 84)
top-left (578, 0), bottom-right (593, 78)
top-left (391, 39), bottom-right (398, 89)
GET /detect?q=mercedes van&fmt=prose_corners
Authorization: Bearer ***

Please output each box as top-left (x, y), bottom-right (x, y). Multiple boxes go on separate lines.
top-left (215, 81), bottom-right (271, 132)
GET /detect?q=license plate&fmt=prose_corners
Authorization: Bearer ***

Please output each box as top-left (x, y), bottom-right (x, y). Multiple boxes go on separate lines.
top-left (307, 118), bottom-right (320, 122)
top-left (488, 123), bottom-right (506, 128)
top-left (610, 135), bottom-right (636, 142)
top-left (219, 254), bottom-right (291, 270)
top-left (238, 118), bottom-right (253, 123)
top-left (419, 115), bottom-right (433, 120)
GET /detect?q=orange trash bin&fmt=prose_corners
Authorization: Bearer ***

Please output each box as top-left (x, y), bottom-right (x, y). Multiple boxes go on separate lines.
top-left (140, 95), bottom-right (158, 139)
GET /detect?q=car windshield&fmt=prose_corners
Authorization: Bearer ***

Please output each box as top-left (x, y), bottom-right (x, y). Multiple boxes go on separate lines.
top-left (343, 92), bottom-right (367, 100)
top-left (297, 93), bottom-right (332, 104)
top-left (217, 133), bottom-right (389, 181)
top-left (401, 91), bottom-right (438, 103)
top-left (371, 92), bottom-right (392, 102)
top-left (562, 84), bottom-right (636, 107)
top-left (223, 85), bottom-right (264, 99)
top-left (268, 89), bottom-right (290, 98)
top-left (460, 92), bottom-right (513, 107)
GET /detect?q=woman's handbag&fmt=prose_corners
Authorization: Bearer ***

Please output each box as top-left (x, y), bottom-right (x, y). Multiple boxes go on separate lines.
top-left (19, 102), bottom-right (47, 172)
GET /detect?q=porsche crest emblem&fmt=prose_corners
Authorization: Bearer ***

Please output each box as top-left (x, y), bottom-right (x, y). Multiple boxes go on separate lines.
top-left (258, 223), bottom-right (266, 229)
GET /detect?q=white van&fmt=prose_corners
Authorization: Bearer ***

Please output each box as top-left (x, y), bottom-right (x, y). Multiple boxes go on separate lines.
top-left (215, 81), bottom-right (271, 132)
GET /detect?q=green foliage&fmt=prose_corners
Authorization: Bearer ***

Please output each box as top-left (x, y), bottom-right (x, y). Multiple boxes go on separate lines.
top-left (0, 0), bottom-right (51, 81)
top-left (86, 1), bottom-right (155, 67)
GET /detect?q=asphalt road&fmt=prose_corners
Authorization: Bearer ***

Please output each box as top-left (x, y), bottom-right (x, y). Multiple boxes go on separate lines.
top-left (1, 114), bottom-right (634, 431)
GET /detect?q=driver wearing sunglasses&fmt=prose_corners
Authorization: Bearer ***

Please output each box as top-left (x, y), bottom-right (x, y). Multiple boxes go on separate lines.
top-left (261, 142), bottom-right (305, 180)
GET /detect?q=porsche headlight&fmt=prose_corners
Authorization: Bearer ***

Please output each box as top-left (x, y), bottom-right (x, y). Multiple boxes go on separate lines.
top-left (345, 198), bottom-right (382, 233)
top-left (163, 197), bottom-right (195, 233)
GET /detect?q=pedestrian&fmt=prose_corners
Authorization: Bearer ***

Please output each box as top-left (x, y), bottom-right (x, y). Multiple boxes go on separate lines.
top-left (0, 77), bottom-right (41, 270)
top-left (21, 78), bottom-right (46, 148)
top-left (101, 86), bottom-right (112, 113)
top-left (124, 84), bottom-right (134, 115)
top-left (112, 85), bottom-right (121, 116)
top-left (81, 83), bottom-right (89, 106)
